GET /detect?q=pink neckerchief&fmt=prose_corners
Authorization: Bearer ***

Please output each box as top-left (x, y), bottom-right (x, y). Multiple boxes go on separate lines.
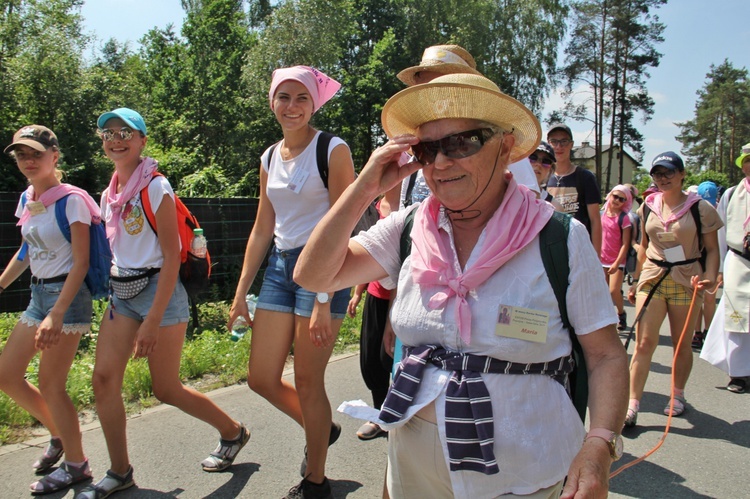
top-left (645, 191), bottom-right (703, 231)
top-left (104, 157), bottom-right (158, 243)
top-left (410, 178), bottom-right (554, 344)
top-left (17, 184), bottom-right (101, 226)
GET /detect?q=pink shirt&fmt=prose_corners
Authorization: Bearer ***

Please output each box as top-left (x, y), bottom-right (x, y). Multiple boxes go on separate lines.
top-left (600, 211), bottom-right (631, 267)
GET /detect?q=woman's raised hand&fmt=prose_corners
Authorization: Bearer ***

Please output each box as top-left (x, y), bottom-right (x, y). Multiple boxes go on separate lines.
top-left (356, 135), bottom-right (422, 196)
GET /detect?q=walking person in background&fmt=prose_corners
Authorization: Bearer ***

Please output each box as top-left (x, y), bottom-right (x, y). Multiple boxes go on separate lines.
top-left (701, 146), bottom-right (750, 393)
top-left (0, 125), bottom-right (96, 495)
top-left (530, 141), bottom-right (563, 210)
top-left (691, 180), bottom-right (720, 350)
top-left (546, 123), bottom-right (603, 255)
top-left (228, 66), bottom-right (354, 499)
top-left (600, 185), bottom-right (633, 331)
top-left (625, 152), bottom-right (722, 427)
top-left (79, 108), bottom-right (249, 499)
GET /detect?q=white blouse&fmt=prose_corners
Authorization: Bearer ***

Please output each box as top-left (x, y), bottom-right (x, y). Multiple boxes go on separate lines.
top-left (346, 204), bottom-right (617, 497)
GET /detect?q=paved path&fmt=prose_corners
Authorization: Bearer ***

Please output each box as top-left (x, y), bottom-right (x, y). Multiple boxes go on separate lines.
top-left (1, 301), bottom-right (749, 498)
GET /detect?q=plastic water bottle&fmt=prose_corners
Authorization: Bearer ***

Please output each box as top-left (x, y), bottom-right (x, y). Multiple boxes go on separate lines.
top-left (231, 294), bottom-right (257, 342)
top-left (192, 228), bottom-right (207, 258)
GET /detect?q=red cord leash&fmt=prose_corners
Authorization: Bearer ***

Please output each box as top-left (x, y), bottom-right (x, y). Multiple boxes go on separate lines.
top-left (610, 283), bottom-right (701, 478)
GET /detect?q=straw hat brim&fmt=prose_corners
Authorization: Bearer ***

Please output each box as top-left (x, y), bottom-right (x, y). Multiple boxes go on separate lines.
top-left (381, 79), bottom-right (541, 164)
top-left (397, 63), bottom-right (482, 86)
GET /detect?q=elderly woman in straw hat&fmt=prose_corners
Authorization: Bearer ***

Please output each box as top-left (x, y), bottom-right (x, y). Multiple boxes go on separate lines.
top-left (296, 73), bottom-right (627, 498)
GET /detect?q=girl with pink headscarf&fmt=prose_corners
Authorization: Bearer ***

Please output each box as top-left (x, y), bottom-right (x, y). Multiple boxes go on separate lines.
top-left (229, 66), bottom-right (355, 499)
top-left (600, 185), bottom-right (633, 330)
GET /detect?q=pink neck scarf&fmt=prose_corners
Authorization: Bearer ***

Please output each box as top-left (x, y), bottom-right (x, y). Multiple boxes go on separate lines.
top-left (17, 184), bottom-right (101, 227)
top-left (410, 178), bottom-right (554, 344)
top-left (104, 157), bottom-right (158, 242)
top-left (645, 191), bottom-right (702, 231)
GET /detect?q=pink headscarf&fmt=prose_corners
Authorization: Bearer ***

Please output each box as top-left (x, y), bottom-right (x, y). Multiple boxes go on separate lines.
top-left (602, 184), bottom-right (633, 215)
top-left (268, 66), bottom-right (341, 113)
top-left (409, 178), bottom-right (554, 345)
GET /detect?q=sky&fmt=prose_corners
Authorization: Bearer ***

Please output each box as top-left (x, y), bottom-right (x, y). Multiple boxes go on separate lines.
top-left (81, 0), bottom-right (750, 171)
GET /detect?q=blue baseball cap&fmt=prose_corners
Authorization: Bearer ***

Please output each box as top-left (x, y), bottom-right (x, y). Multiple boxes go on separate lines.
top-left (650, 151), bottom-right (684, 173)
top-left (697, 181), bottom-right (718, 206)
top-left (97, 108), bottom-right (147, 135)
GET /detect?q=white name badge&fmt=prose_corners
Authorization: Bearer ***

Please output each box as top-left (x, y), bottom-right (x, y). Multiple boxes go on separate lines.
top-left (495, 305), bottom-right (549, 343)
top-left (663, 245), bottom-right (686, 263)
top-left (27, 201), bottom-right (47, 216)
top-left (287, 168), bottom-right (310, 194)
top-left (656, 232), bottom-right (676, 242)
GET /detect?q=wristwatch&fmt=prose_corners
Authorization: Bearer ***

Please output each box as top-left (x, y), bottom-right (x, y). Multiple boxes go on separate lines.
top-left (316, 292), bottom-right (330, 304)
top-left (585, 428), bottom-right (624, 460)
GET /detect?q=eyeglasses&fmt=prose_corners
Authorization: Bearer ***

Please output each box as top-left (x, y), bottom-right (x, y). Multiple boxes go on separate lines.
top-left (529, 153), bottom-right (554, 167)
top-left (412, 128), bottom-right (496, 165)
top-left (611, 194), bottom-right (626, 203)
top-left (97, 127), bottom-right (135, 142)
top-left (650, 169), bottom-right (676, 180)
top-left (548, 139), bottom-right (572, 147)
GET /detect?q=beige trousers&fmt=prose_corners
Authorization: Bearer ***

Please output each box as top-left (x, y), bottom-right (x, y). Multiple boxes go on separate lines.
top-left (386, 415), bottom-right (565, 499)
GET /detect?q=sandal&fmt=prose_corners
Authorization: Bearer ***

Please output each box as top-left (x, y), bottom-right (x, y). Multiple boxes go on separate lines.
top-left (664, 394), bottom-right (687, 417)
top-left (356, 421), bottom-right (387, 441)
top-left (30, 460), bottom-right (92, 495)
top-left (32, 437), bottom-right (64, 474)
top-left (75, 466), bottom-right (134, 499)
top-left (727, 377), bottom-right (747, 393)
top-left (624, 408), bottom-right (638, 428)
top-left (201, 423), bottom-right (251, 472)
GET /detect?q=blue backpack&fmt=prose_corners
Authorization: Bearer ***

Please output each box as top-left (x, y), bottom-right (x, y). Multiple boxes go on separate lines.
top-left (19, 193), bottom-right (112, 300)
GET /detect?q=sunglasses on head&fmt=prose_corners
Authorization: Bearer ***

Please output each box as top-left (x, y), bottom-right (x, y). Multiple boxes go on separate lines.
top-left (611, 194), bottom-right (626, 203)
top-left (97, 127), bottom-right (135, 142)
top-left (411, 128), bottom-right (496, 165)
top-left (529, 153), bottom-right (554, 167)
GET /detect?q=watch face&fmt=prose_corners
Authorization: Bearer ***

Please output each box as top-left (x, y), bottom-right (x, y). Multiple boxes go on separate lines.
top-left (613, 434), bottom-right (624, 460)
top-left (316, 292), bottom-right (329, 303)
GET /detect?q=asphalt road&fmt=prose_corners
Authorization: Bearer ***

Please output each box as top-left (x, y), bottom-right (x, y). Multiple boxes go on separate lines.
top-left (1, 300), bottom-right (749, 498)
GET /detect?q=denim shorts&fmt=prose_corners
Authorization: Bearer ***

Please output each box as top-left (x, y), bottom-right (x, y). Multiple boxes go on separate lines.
top-left (110, 272), bottom-right (189, 326)
top-left (21, 280), bottom-right (92, 334)
top-left (258, 246), bottom-right (350, 319)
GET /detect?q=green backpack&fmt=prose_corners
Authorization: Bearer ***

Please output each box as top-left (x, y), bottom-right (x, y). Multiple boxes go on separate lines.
top-left (399, 209), bottom-right (588, 422)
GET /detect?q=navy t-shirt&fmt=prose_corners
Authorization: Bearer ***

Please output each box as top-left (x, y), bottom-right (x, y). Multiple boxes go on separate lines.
top-left (546, 167), bottom-right (602, 234)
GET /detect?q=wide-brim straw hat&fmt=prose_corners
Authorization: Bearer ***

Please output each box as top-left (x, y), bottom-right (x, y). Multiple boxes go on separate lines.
top-left (381, 73), bottom-right (541, 163)
top-left (397, 45), bottom-right (482, 86)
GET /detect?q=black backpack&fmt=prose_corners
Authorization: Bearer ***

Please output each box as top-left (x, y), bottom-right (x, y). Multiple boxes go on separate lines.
top-left (643, 201), bottom-right (705, 271)
top-left (399, 209), bottom-right (589, 422)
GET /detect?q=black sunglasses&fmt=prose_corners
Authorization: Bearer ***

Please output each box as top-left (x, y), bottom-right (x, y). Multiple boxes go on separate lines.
top-left (529, 153), bottom-right (554, 167)
top-left (651, 169), bottom-right (677, 180)
top-left (412, 128), bottom-right (495, 165)
top-left (611, 194), bottom-right (626, 203)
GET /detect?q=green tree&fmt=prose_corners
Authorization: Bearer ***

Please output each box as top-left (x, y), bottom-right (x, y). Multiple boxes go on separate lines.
top-left (676, 60), bottom-right (750, 185)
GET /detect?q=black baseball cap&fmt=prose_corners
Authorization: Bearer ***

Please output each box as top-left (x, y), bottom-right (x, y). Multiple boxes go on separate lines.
top-left (535, 141), bottom-right (556, 162)
top-left (650, 151), bottom-right (684, 173)
top-left (547, 123), bottom-right (573, 140)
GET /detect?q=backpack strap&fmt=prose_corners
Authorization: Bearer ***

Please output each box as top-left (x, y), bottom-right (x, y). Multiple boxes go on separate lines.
top-left (690, 200), bottom-right (703, 249)
top-left (141, 172), bottom-right (161, 235)
top-left (399, 207), bottom-right (417, 265)
top-left (315, 132), bottom-right (335, 190)
top-left (403, 172), bottom-right (418, 208)
top-left (18, 193), bottom-right (72, 260)
top-left (539, 212), bottom-right (588, 423)
top-left (617, 211), bottom-right (627, 240)
top-left (263, 140), bottom-right (281, 171)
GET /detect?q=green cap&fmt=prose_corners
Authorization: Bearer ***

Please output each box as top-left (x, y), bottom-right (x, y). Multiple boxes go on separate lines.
top-left (194, 228), bottom-right (204, 236)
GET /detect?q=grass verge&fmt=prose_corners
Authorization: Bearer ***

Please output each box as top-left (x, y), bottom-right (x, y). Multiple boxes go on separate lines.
top-left (0, 299), bottom-right (363, 445)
